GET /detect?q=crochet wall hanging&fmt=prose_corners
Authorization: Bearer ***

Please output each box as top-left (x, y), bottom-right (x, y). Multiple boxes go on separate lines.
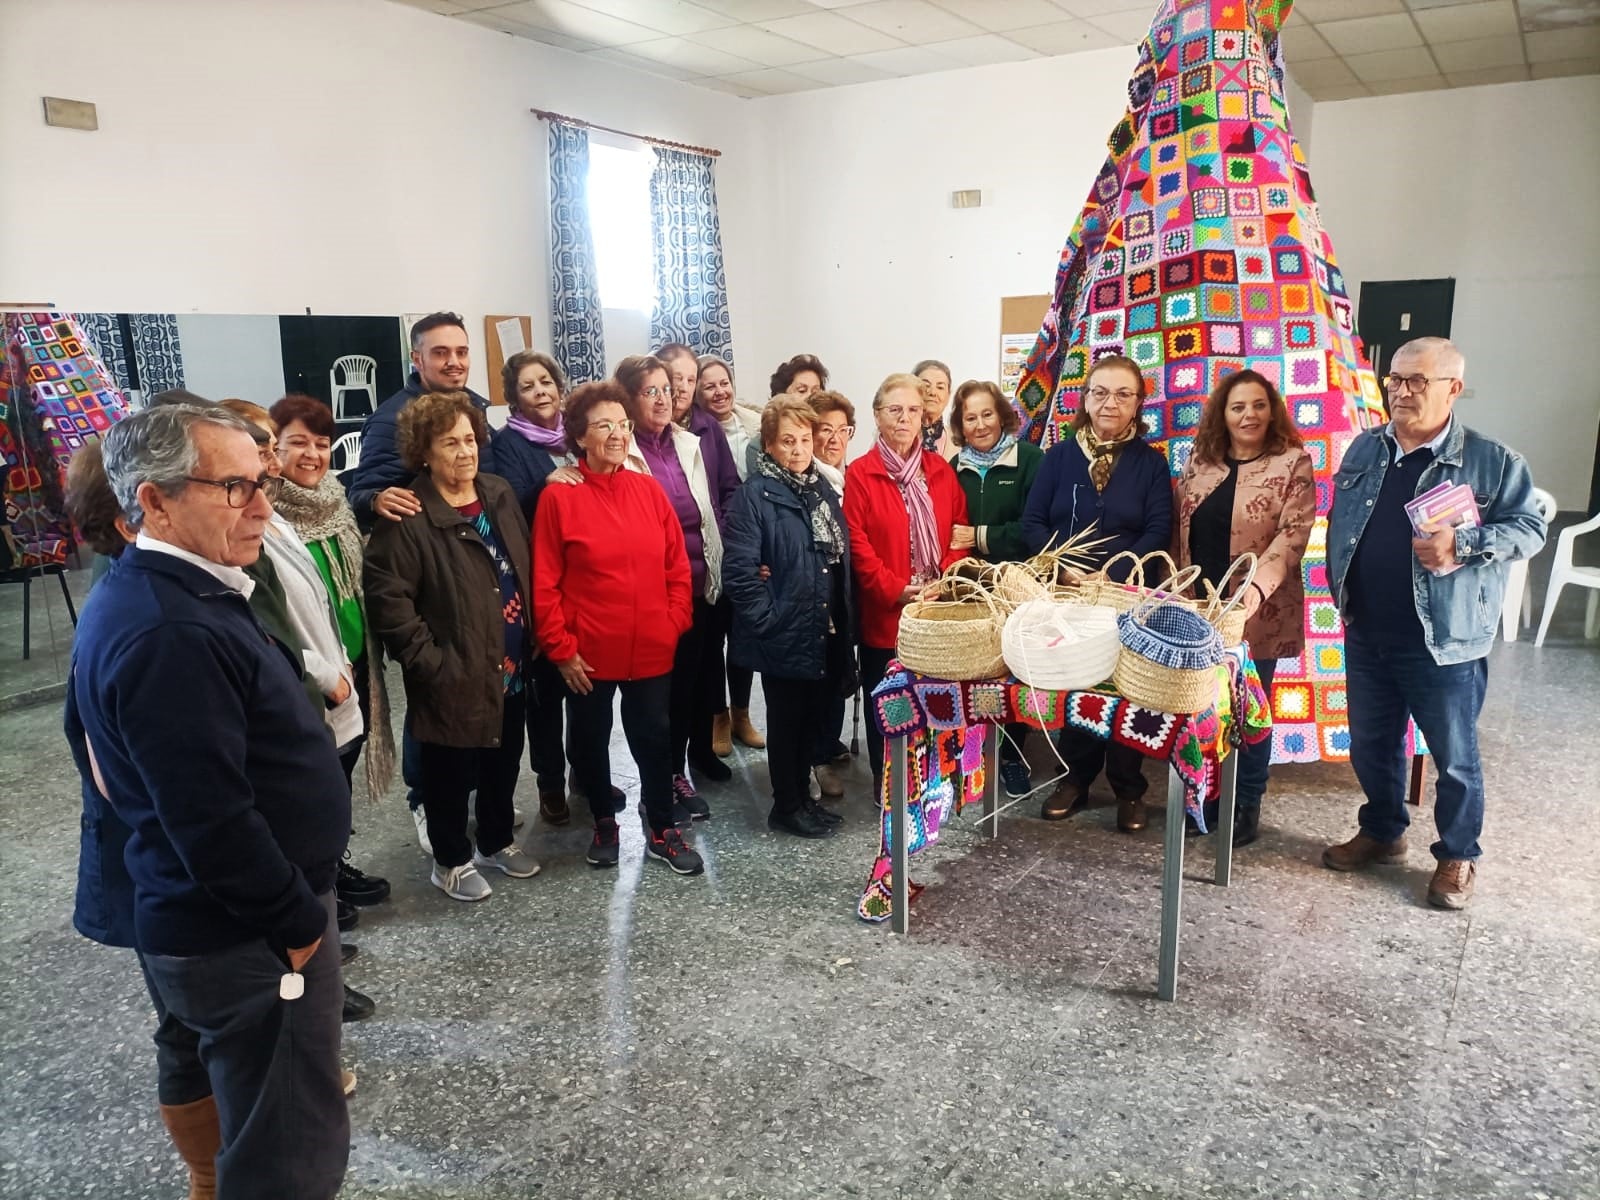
top-left (1, 312), bottom-right (131, 566)
top-left (1010, 0), bottom-right (1385, 765)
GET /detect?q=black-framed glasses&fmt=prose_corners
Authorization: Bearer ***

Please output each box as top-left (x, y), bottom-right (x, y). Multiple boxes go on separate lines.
top-left (1383, 373), bottom-right (1455, 393)
top-left (587, 418), bottom-right (635, 435)
top-left (184, 474), bottom-right (282, 508)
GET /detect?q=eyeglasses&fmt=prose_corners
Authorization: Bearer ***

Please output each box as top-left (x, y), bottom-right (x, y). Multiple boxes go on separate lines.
top-left (817, 424), bottom-right (854, 440)
top-left (881, 406), bottom-right (920, 420)
top-left (639, 386), bottom-right (666, 400)
top-left (587, 418), bottom-right (635, 435)
top-left (1086, 387), bottom-right (1140, 404)
top-left (185, 474), bottom-right (282, 508)
top-left (1383, 373), bottom-right (1456, 393)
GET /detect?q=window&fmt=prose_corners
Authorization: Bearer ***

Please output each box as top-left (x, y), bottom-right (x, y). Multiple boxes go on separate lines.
top-left (586, 140), bottom-right (654, 312)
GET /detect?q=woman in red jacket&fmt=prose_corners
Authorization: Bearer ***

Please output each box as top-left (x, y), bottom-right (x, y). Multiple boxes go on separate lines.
top-left (532, 381), bottom-right (701, 876)
top-left (844, 372), bottom-right (971, 792)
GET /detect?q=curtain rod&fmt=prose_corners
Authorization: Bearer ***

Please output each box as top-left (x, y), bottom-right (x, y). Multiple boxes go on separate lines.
top-left (530, 107), bottom-right (720, 158)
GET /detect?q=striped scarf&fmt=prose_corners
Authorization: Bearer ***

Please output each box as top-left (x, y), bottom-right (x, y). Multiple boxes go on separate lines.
top-left (877, 438), bottom-right (940, 581)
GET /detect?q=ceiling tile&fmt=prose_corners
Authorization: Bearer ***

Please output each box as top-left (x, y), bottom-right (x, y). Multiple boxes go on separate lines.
top-left (1317, 13), bottom-right (1424, 54)
top-left (1412, 0), bottom-right (1518, 41)
top-left (755, 10), bottom-right (905, 53)
top-left (457, 8), bottom-right (600, 43)
top-left (388, 0), bottom-right (472, 14)
top-left (620, 35), bottom-right (764, 72)
top-left (1525, 27), bottom-right (1600, 61)
top-left (1279, 23), bottom-right (1338, 59)
top-left (925, 0), bottom-right (1072, 33)
top-left (1055, 0), bottom-right (1155, 15)
top-left (714, 66), bottom-right (820, 92)
top-left (1444, 63), bottom-right (1531, 84)
top-left (1429, 34), bottom-right (1527, 69)
top-left (1289, 56), bottom-right (1360, 85)
top-left (1007, 17), bottom-right (1121, 52)
top-left (924, 32), bottom-right (1041, 64)
top-left (691, 75), bottom-right (767, 96)
top-left (784, 55), bottom-right (897, 83)
top-left (584, 46), bottom-right (699, 77)
top-left (1291, 0), bottom-right (1407, 18)
top-left (1303, 80), bottom-right (1374, 100)
top-left (694, 23), bottom-right (822, 64)
top-left (846, 43), bottom-right (966, 73)
top-left (1530, 55), bottom-right (1600, 77)
top-left (1366, 72), bottom-right (1447, 92)
top-left (1519, 0), bottom-right (1600, 32)
top-left (1345, 45), bottom-right (1439, 78)
top-left (688, 0), bottom-right (812, 17)
top-left (840, 0), bottom-right (985, 43)
top-left (490, 0), bottom-right (661, 44)
top-left (561, 0), bottom-right (733, 35)
top-left (1085, 9), bottom-right (1155, 41)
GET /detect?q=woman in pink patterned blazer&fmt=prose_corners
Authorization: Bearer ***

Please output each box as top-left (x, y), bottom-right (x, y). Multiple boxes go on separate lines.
top-left (1174, 369), bottom-right (1315, 848)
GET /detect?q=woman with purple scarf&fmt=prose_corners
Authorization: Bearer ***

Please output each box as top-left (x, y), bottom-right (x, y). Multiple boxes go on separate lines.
top-left (485, 350), bottom-right (580, 827)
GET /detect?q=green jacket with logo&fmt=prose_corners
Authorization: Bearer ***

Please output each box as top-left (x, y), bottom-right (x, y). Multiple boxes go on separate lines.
top-left (947, 439), bottom-right (1045, 563)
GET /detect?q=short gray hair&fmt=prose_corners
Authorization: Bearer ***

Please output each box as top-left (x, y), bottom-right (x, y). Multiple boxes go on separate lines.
top-left (1394, 336), bottom-right (1465, 381)
top-left (102, 405), bottom-right (255, 527)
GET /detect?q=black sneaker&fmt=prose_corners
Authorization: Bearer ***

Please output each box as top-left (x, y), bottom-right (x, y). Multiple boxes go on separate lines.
top-left (1000, 760), bottom-right (1033, 799)
top-left (645, 826), bottom-right (704, 875)
top-left (688, 751), bottom-right (732, 784)
top-left (642, 798), bottom-right (694, 829)
top-left (337, 858), bottom-right (391, 907)
top-left (586, 820), bottom-right (620, 869)
top-left (569, 771), bottom-right (629, 813)
top-left (336, 897), bottom-right (360, 932)
top-left (340, 941), bottom-right (359, 966)
top-left (341, 984), bottom-right (375, 1023)
top-left (673, 774), bottom-right (711, 820)
top-left (805, 799), bottom-right (844, 827)
top-left (769, 806), bottom-right (832, 839)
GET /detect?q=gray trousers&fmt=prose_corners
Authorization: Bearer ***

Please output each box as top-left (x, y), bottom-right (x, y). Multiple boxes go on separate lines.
top-left (141, 892), bottom-right (347, 1200)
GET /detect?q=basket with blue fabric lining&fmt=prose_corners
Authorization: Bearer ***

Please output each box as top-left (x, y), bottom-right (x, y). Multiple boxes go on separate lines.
top-left (1113, 592), bottom-right (1224, 714)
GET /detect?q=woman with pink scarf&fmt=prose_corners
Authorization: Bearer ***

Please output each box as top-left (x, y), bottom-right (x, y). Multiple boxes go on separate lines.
top-left (843, 373), bottom-right (970, 794)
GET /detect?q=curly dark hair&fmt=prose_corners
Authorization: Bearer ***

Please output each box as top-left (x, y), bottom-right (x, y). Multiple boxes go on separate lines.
top-left (269, 393), bottom-right (336, 440)
top-left (397, 392), bottom-right (488, 473)
top-left (563, 380), bottom-right (632, 457)
top-left (769, 354), bottom-right (829, 398)
top-left (501, 351), bottom-right (567, 416)
top-left (947, 380), bottom-right (1019, 448)
top-left (1191, 369), bottom-right (1302, 465)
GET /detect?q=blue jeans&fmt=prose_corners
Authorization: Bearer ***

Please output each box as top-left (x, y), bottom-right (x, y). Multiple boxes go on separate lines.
top-left (1345, 625), bottom-right (1488, 861)
top-left (1235, 658), bottom-right (1276, 811)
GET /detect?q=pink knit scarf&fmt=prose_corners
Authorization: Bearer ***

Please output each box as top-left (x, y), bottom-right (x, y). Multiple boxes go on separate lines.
top-left (877, 438), bottom-right (939, 581)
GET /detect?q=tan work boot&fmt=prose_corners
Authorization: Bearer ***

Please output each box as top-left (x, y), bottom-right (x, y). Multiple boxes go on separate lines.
top-left (1116, 796), bottom-right (1147, 833)
top-left (1427, 858), bottom-right (1476, 910)
top-left (1322, 832), bottom-right (1408, 872)
top-left (159, 1095), bottom-right (220, 1200)
top-left (710, 711), bottom-right (733, 756)
top-left (1041, 781), bottom-right (1087, 821)
top-left (731, 706), bottom-right (766, 749)
top-left (814, 763), bottom-right (846, 798)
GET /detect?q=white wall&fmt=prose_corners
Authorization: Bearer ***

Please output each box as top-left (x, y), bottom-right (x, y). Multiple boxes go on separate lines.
top-left (0, 0), bottom-right (765, 400)
top-left (1311, 77), bottom-right (1600, 510)
top-left (173, 314), bottom-right (286, 405)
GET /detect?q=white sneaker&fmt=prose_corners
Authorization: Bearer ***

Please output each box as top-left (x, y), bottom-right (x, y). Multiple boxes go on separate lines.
top-left (473, 845), bottom-right (541, 879)
top-left (411, 806), bottom-right (432, 856)
top-left (431, 861), bottom-right (492, 902)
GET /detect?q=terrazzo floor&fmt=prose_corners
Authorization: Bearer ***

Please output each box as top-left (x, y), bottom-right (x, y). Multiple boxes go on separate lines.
top-left (1, 571), bottom-right (1596, 1198)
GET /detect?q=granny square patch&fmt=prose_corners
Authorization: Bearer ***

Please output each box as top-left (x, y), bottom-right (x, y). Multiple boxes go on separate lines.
top-left (1066, 691), bottom-right (1120, 739)
top-left (1010, 684), bottom-right (1066, 729)
top-left (1113, 704), bottom-right (1182, 757)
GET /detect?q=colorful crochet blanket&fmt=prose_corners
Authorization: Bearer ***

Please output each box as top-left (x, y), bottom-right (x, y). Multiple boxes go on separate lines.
top-left (1009, 0), bottom-right (1384, 767)
top-left (1, 313), bottom-right (129, 566)
top-left (858, 654), bottom-right (1270, 922)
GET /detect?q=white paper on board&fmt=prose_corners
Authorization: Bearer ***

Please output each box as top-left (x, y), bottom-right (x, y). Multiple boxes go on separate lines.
top-left (496, 318), bottom-right (526, 357)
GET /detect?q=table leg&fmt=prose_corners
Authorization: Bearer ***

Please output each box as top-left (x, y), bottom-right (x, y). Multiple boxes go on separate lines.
top-left (1157, 766), bottom-right (1186, 1002)
top-left (1214, 749), bottom-right (1238, 887)
top-left (982, 724), bottom-right (1000, 840)
top-left (891, 735), bottom-right (909, 936)
top-left (1407, 754), bottom-right (1424, 806)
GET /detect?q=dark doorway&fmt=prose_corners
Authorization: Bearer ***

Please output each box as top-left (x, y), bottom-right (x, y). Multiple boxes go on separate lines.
top-left (278, 315), bottom-right (406, 427)
top-left (1356, 279), bottom-right (1455, 414)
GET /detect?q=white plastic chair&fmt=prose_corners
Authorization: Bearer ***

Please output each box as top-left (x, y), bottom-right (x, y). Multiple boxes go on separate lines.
top-left (329, 355), bottom-right (377, 423)
top-left (1501, 487), bottom-right (1558, 641)
top-left (1533, 507), bottom-right (1600, 647)
top-left (331, 431), bottom-right (362, 473)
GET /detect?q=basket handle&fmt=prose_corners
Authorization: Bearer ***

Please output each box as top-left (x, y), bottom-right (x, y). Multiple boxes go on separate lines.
top-left (1127, 564), bottom-right (1204, 625)
top-left (1204, 553), bottom-right (1260, 620)
top-left (1097, 549), bottom-right (1144, 587)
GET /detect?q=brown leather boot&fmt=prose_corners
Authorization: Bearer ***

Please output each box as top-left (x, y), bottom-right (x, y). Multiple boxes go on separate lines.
top-left (731, 707), bottom-right (766, 749)
top-left (1041, 781), bottom-right (1087, 821)
top-left (1427, 859), bottom-right (1476, 909)
top-left (1322, 832), bottom-right (1408, 872)
top-left (711, 710), bottom-right (734, 756)
top-left (159, 1095), bottom-right (220, 1200)
top-left (538, 787), bottom-right (570, 826)
top-left (1116, 796), bottom-right (1147, 833)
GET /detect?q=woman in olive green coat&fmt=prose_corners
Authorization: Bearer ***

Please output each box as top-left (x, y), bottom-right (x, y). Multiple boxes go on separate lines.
top-left (947, 379), bottom-right (1044, 799)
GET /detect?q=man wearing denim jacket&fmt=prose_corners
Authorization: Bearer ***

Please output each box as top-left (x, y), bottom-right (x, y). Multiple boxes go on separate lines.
top-left (1322, 338), bottom-right (1546, 909)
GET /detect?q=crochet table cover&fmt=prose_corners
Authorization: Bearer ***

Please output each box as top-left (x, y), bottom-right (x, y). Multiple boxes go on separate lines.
top-left (858, 653), bottom-right (1270, 922)
top-left (1009, 0), bottom-right (1386, 769)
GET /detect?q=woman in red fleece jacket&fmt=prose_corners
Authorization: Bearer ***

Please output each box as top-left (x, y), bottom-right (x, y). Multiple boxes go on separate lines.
top-left (844, 372), bottom-right (970, 791)
top-left (532, 381), bottom-right (701, 876)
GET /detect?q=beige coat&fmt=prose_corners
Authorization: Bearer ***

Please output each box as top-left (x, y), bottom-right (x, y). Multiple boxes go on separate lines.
top-left (1173, 446), bottom-right (1315, 659)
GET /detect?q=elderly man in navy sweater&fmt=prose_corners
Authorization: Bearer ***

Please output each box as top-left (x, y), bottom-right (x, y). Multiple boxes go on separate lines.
top-left (73, 406), bottom-right (351, 1199)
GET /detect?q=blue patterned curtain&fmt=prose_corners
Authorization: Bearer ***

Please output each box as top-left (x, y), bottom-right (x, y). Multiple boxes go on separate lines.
top-left (547, 122), bottom-right (607, 385)
top-left (71, 312), bottom-right (183, 401)
top-left (648, 148), bottom-right (733, 362)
